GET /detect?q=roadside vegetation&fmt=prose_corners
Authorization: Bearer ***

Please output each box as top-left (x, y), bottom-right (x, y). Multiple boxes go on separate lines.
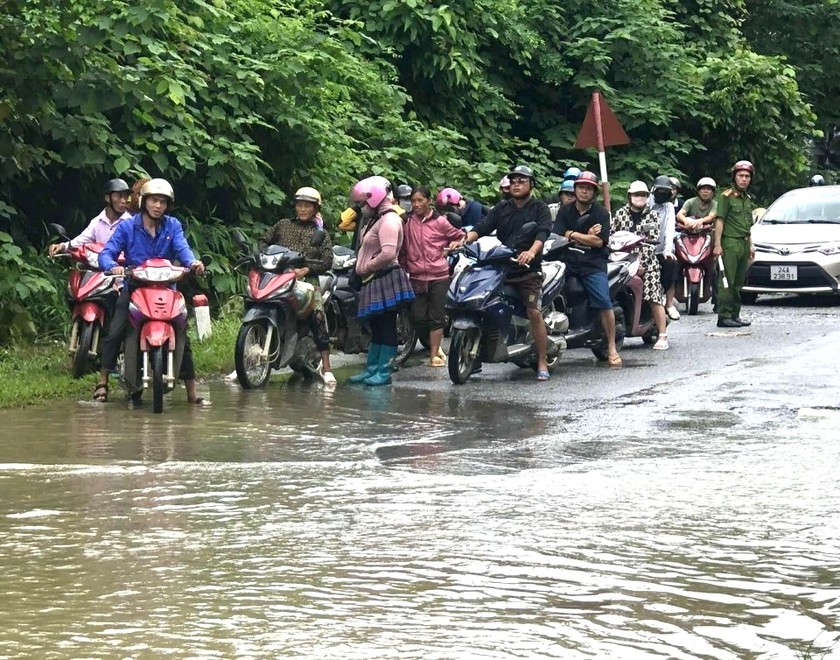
top-left (2, 0), bottom-right (839, 380)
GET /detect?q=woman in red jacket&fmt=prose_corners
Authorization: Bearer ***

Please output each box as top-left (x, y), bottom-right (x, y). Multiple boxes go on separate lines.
top-left (400, 186), bottom-right (465, 366)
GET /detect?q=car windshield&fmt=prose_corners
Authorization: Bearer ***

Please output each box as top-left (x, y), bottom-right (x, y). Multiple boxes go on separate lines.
top-left (762, 188), bottom-right (840, 224)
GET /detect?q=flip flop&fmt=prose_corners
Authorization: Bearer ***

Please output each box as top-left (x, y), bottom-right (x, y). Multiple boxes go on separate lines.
top-left (92, 382), bottom-right (108, 402)
top-left (608, 355), bottom-right (623, 367)
top-left (536, 370), bottom-right (550, 381)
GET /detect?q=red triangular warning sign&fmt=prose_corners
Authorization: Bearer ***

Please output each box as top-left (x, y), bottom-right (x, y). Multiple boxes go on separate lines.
top-left (575, 92), bottom-right (630, 150)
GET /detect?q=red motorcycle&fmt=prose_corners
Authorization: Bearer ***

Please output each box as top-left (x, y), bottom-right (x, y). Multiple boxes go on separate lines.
top-left (120, 259), bottom-right (200, 414)
top-left (50, 224), bottom-right (119, 377)
top-left (232, 230), bottom-right (329, 389)
top-left (608, 230), bottom-right (659, 344)
top-left (673, 218), bottom-right (715, 315)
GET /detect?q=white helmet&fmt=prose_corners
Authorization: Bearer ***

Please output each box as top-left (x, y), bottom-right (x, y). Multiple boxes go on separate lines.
top-left (140, 178), bottom-right (174, 209)
top-left (294, 186), bottom-right (322, 206)
top-left (696, 177), bottom-right (717, 191)
top-left (627, 180), bottom-right (649, 195)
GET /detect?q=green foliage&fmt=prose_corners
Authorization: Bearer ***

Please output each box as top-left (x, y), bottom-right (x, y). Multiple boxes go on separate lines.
top-left (0, 0), bottom-right (823, 345)
top-left (743, 0), bottom-right (840, 129)
top-left (0, 232), bottom-right (64, 344)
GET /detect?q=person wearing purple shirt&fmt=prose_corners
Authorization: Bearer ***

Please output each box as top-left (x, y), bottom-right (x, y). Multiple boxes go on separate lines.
top-left (93, 178), bottom-right (206, 405)
top-left (48, 179), bottom-right (132, 256)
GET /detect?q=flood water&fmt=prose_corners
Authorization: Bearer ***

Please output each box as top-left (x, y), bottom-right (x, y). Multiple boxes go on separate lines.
top-left (1, 344), bottom-right (839, 659)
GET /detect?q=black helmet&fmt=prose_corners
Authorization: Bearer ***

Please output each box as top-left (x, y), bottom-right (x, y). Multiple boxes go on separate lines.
top-left (507, 164), bottom-right (536, 184)
top-left (810, 174), bottom-right (826, 186)
top-left (395, 184), bottom-right (413, 199)
top-left (105, 178), bottom-right (130, 194)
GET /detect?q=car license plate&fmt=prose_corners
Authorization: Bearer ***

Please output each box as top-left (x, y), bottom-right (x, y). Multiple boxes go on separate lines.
top-left (770, 265), bottom-right (798, 281)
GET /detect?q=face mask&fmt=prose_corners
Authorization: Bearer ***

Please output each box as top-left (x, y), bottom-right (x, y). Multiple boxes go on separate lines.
top-left (653, 189), bottom-right (670, 205)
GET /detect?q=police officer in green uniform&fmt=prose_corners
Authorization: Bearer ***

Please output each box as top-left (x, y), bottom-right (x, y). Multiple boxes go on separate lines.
top-left (714, 160), bottom-right (756, 327)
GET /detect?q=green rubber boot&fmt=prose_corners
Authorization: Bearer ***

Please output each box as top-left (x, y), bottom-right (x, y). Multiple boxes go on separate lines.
top-left (349, 343), bottom-right (380, 383)
top-left (364, 344), bottom-right (397, 386)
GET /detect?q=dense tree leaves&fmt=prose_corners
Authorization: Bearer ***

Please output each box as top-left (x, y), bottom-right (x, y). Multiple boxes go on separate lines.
top-left (0, 0), bottom-right (823, 343)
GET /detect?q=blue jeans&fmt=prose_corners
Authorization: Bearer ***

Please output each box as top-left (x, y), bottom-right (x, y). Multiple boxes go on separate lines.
top-left (579, 269), bottom-right (613, 310)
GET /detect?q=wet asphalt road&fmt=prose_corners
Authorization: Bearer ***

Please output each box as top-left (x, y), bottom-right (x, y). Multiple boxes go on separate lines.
top-left (1, 293), bottom-right (839, 658)
top-left (393, 294), bottom-right (840, 415)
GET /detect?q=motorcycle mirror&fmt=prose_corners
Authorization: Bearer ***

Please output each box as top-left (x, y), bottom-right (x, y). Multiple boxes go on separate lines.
top-left (445, 211), bottom-right (463, 229)
top-left (231, 229), bottom-right (250, 251)
top-left (49, 223), bottom-right (69, 239)
top-left (200, 255), bottom-right (213, 267)
top-left (515, 221), bottom-right (538, 247)
top-left (310, 229), bottom-right (327, 247)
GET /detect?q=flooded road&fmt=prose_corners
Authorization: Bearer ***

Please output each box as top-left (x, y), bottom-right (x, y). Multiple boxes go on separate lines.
top-left (1, 299), bottom-right (839, 658)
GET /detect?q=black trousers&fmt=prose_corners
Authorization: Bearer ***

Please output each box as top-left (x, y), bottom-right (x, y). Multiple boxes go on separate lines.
top-left (369, 310), bottom-right (398, 347)
top-left (102, 286), bottom-right (196, 379)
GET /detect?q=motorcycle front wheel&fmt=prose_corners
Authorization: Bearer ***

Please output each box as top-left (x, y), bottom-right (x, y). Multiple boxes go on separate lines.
top-left (687, 282), bottom-right (700, 315)
top-left (448, 327), bottom-right (480, 384)
top-left (71, 320), bottom-right (95, 379)
top-left (393, 308), bottom-right (417, 367)
top-left (151, 346), bottom-right (165, 414)
top-left (235, 321), bottom-right (272, 389)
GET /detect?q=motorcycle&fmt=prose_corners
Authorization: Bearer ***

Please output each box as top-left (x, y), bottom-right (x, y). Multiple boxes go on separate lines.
top-left (445, 222), bottom-right (567, 384)
top-left (118, 258), bottom-right (207, 414)
top-left (607, 230), bottom-right (660, 344)
top-left (232, 229), bottom-right (333, 389)
top-left (542, 229), bottom-right (629, 361)
top-left (673, 218), bottom-right (715, 315)
top-left (325, 244), bottom-right (416, 368)
top-left (49, 223), bottom-right (119, 378)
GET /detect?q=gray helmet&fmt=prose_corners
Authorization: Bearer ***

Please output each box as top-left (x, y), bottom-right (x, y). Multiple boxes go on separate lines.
top-left (105, 178), bottom-right (130, 194)
top-left (395, 184), bottom-right (412, 199)
top-left (810, 174), bottom-right (826, 186)
top-left (652, 175), bottom-right (672, 192)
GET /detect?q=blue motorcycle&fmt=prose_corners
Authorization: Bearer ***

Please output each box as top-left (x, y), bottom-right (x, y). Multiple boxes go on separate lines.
top-left (445, 225), bottom-right (568, 384)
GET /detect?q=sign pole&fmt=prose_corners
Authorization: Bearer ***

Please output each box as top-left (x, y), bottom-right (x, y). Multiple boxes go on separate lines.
top-left (592, 92), bottom-right (611, 215)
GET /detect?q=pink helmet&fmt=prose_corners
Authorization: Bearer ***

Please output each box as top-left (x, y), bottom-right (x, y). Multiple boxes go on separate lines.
top-left (351, 176), bottom-right (392, 209)
top-left (499, 176), bottom-right (510, 191)
top-left (435, 187), bottom-right (462, 210)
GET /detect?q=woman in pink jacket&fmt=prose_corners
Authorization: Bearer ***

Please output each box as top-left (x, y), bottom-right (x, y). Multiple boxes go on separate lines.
top-left (348, 176), bottom-right (415, 386)
top-left (400, 186), bottom-right (465, 366)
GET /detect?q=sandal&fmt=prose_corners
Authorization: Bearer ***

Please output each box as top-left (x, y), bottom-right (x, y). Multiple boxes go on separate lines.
top-left (536, 370), bottom-right (550, 381)
top-left (187, 397), bottom-right (206, 405)
top-left (430, 355), bottom-right (446, 367)
top-left (607, 354), bottom-right (623, 367)
top-left (93, 382), bottom-right (108, 402)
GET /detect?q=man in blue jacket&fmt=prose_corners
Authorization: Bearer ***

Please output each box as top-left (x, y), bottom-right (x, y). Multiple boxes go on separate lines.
top-left (93, 178), bottom-right (205, 404)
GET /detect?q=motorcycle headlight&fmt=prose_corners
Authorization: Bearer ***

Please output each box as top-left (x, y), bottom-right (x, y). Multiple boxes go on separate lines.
top-left (85, 249), bottom-right (100, 269)
top-left (260, 253), bottom-right (282, 270)
top-left (133, 267), bottom-right (174, 282)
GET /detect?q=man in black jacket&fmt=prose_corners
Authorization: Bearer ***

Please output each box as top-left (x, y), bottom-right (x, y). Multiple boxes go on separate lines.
top-left (450, 165), bottom-right (553, 380)
top-left (553, 171), bottom-right (622, 366)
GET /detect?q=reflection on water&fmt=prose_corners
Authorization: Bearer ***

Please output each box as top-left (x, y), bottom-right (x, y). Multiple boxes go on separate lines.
top-left (0, 360), bottom-right (839, 659)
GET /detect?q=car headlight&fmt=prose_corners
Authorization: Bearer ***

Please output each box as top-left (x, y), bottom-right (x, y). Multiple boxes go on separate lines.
top-left (818, 243), bottom-right (840, 256)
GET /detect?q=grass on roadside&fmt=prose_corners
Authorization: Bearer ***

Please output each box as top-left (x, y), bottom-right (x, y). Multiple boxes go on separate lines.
top-left (0, 344), bottom-right (94, 408)
top-left (0, 310), bottom-right (243, 409)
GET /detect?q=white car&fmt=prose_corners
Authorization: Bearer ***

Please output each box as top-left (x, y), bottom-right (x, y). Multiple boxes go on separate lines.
top-left (744, 185), bottom-right (840, 300)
